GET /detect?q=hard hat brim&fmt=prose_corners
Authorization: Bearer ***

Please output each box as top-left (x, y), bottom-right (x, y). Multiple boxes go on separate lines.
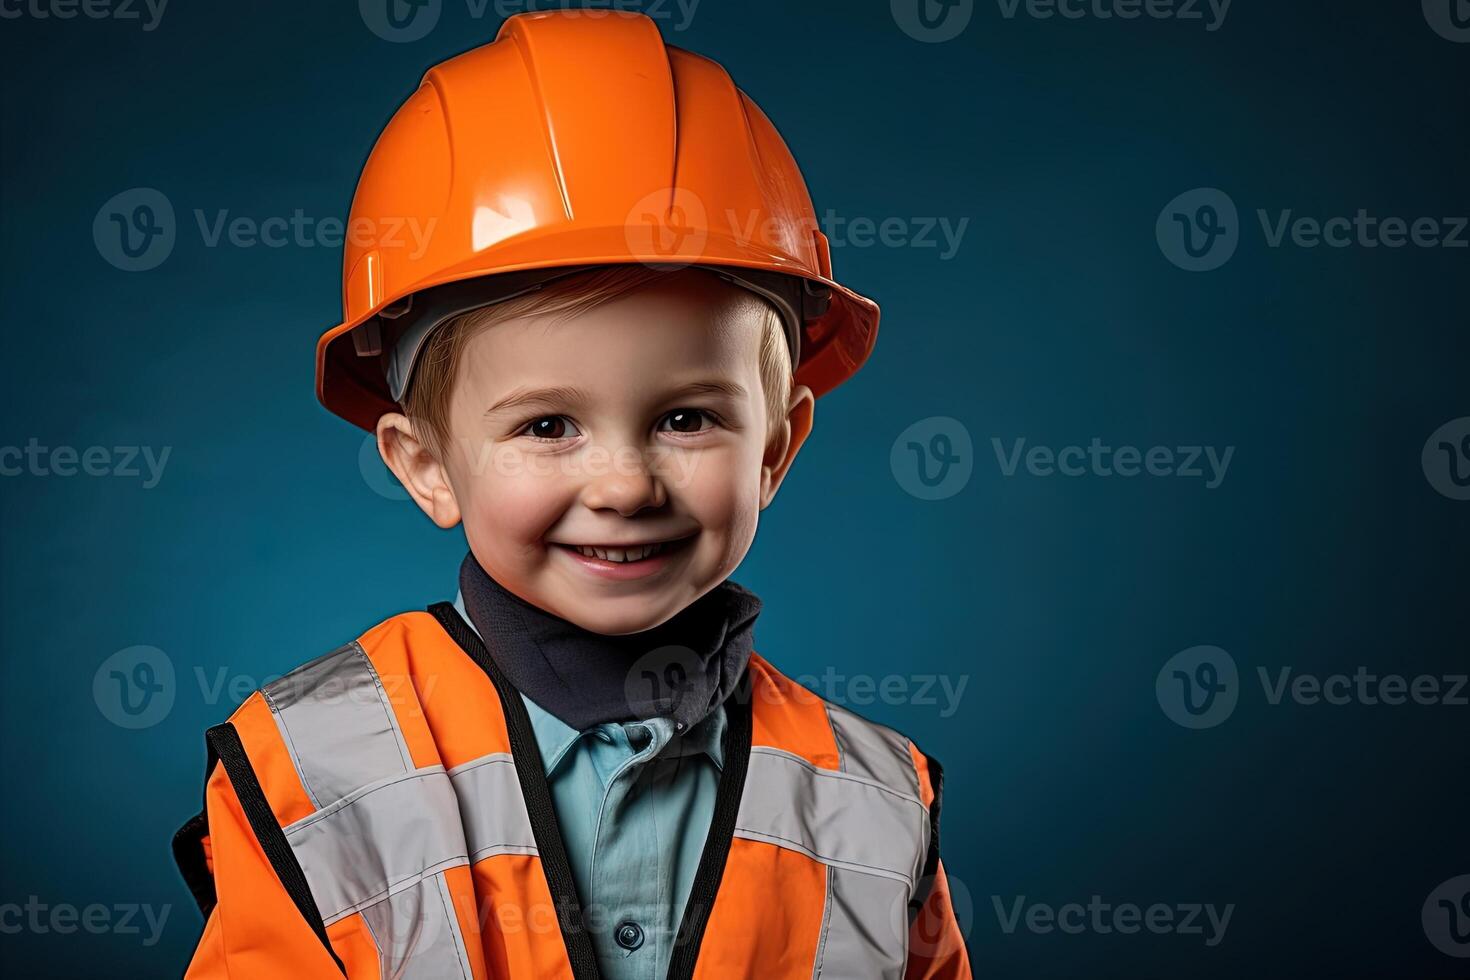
top-left (316, 228), bottom-right (879, 432)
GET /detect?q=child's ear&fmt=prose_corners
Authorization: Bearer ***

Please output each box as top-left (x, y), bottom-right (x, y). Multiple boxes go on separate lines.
top-left (377, 413), bottom-right (462, 529)
top-left (759, 383), bottom-right (815, 510)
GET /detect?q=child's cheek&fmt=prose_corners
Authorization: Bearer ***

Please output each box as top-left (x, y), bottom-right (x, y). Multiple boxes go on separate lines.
top-left (461, 459), bottom-right (568, 548)
top-left (675, 444), bottom-right (761, 541)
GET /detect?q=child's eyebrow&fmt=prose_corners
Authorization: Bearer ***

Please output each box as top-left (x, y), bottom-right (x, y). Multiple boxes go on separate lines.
top-left (663, 379), bottom-right (748, 402)
top-left (483, 385), bottom-right (591, 417)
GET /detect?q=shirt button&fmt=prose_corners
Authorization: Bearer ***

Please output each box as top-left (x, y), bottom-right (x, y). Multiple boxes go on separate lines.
top-left (592, 727), bottom-right (614, 744)
top-left (614, 920), bottom-right (644, 951)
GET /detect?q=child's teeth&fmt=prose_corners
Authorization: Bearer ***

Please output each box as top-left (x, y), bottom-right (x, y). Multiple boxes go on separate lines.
top-left (572, 542), bottom-right (666, 562)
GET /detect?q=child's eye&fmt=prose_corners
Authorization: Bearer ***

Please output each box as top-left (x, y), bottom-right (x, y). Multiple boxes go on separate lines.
top-left (658, 408), bottom-right (717, 434)
top-left (518, 416), bottom-right (581, 441)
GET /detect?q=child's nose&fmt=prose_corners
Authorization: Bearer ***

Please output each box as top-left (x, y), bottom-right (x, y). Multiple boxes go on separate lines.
top-left (578, 466), bottom-right (668, 517)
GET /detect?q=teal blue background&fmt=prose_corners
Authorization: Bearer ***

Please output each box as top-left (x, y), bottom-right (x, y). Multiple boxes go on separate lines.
top-left (1, 1), bottom-right (1466, 977)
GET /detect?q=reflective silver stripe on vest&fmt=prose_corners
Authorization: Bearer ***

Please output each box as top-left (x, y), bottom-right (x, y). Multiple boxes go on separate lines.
top-left (813, 866), bottom-right (910, 980)
top-left (261, 641), bottom-right (414, 808)
top-left (284, 766), bottom-right (468, 923)
top-left (361, 872), bottom-right (473, 980)
top-left (736, 746), bottom-right (928, 886)
top-left (449, 753), bottom-right (539, 862)
top-left (261, 643), bottom-right (474, 979)
top-left (739, 705), bottom-right (930, 980)
top-left (825, 701), bottom-right (921, 802)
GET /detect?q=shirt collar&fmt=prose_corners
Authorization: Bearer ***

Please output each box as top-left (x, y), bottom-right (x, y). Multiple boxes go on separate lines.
top-left (453, 590), bottom-right (727, 775)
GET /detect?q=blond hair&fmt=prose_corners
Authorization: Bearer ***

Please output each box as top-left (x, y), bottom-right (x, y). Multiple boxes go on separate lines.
top-left (400, 265), bottom-right (793, 461)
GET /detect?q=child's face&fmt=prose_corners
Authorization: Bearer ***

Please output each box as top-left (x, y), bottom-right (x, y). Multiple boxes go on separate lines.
top-left (381, 269), bottom-right (813, 635)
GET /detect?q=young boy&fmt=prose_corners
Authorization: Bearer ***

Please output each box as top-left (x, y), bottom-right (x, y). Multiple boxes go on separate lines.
top-left (173, 11), bottom-right (971, 979)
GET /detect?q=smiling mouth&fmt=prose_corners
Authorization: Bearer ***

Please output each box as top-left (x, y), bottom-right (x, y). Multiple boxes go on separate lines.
top-left (553, 536), bottom-right (695, 564)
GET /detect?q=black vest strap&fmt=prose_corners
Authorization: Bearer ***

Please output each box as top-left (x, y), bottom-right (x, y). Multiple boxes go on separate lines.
top-left (429, 600), bottom-right (755, 980)
top-left (200, 722), bottom-right (347, 976)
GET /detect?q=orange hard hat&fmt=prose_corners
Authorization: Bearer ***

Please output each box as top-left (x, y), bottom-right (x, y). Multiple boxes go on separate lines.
top-left (316, 10), bottom-right (880, 432)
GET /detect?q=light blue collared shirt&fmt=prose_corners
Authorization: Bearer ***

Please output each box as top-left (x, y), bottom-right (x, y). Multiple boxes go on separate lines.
top-left (454, 593), bottom-right (724, 980)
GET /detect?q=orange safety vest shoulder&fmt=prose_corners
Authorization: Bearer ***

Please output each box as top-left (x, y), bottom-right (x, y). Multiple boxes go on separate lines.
top-left (173, 603), bottom-right (972, 979)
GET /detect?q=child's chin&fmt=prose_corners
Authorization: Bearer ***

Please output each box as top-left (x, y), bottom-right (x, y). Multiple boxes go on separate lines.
top-left (553, 592), bottom-right (686, 637)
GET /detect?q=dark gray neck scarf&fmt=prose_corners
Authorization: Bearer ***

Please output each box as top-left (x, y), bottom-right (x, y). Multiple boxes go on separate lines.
top-left (458, 552), bottom-right (761, 733)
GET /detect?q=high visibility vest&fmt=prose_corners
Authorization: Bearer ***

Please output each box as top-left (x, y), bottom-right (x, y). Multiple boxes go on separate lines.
top-left (173, 604), bottom-right (972, 979)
